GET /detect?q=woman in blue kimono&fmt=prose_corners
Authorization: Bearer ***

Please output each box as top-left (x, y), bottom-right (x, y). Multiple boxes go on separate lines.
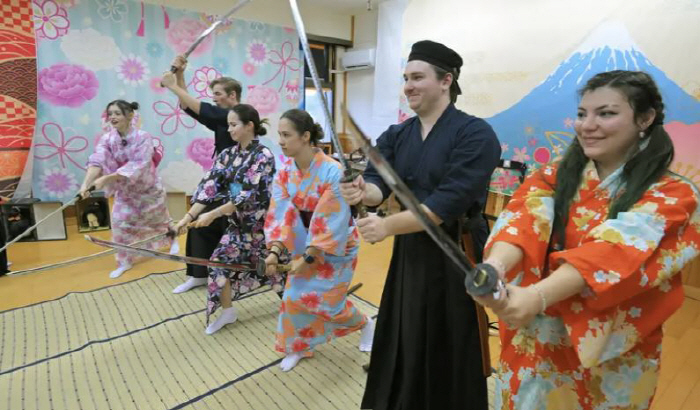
top-left (264, 109), bottom-right (375, 372)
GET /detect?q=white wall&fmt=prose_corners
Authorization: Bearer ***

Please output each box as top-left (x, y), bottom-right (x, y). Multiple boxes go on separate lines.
top-left (345, 9), bottom-right (379, 137)
top-left (344, 0), bottom-right (408, 141)
top-left (145, 0), bottom-right (352, 40)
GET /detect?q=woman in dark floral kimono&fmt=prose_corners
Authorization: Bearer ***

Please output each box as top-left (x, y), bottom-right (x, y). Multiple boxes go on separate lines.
top-left (173, 104), bottom-right (285, 335)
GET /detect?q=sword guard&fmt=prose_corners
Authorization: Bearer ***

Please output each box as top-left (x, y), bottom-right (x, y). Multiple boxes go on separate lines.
top-left (466, 263), bottom-right (500, 296)
top-left (256, 259), bottom-right (291, 276)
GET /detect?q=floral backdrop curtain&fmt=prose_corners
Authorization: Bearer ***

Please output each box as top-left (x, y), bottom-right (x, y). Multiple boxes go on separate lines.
top-left (30, 0), bottom-right (302, 202)
top-left (0, 0), bottom-right (36, 198)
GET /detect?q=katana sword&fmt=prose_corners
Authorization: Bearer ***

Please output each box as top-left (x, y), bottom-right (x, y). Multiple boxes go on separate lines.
top-left (8, 231), bottom-right (173, 276)
top-left (85, 235), bottom-right (290, 276)
top-left (168, 0), bottom-right (251, 73)
top-left (288, 0), bottom-right (368, 218)
top-left (0, 186), bottom-right (96, 254)
top-left (341, 106), bottom-right (502, 297)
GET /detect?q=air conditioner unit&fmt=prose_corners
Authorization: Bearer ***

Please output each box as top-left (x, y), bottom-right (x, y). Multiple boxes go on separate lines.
top-left (341, 48), bottom-right (376, 71)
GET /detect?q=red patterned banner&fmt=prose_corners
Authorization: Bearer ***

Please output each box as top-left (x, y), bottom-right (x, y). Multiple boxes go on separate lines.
top-left (0, 0), bottom-right (36, 197)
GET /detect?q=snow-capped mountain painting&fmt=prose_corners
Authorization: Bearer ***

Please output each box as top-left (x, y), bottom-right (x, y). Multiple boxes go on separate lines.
top-left (486, 21), bottom-right (700, 194)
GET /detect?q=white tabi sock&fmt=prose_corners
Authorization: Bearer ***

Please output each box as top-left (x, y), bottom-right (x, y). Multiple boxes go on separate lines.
top-left (279, 352), bottom-right (306, 372)
top-left (359, 317), bottom-right (375, 352)
top-left (205, 307), bottom-right (238, 335)
top-left (172, 277), bottom-right (207, 294)
top-left (169, 241), bottom-right (180, 255)
top-left (109, 263), bottom-right (132, 279)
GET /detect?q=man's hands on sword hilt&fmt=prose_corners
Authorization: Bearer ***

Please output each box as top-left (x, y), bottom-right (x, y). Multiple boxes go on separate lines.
top-left (161, 55), bottom-right (188, 88)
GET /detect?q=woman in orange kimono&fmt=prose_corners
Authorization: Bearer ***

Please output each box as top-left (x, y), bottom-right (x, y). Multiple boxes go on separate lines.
top-left (474, 70), bottom-right (700, 409)
top-left (264, 109), bottom-right (374, 372)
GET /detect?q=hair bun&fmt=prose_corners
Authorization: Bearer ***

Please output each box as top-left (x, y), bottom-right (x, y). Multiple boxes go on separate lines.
top-left (311, 122), bottom-right (324, 142)
top-left (130, 102), bottom-right (140, 111)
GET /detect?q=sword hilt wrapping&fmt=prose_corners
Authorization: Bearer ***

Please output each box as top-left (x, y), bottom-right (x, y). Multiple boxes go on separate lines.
top-left (256, 259), bottom-right (291, 276)
top-left (342, 168), bottom-right (369, 219)
top-left (466, 263), bottom-right (500, 297)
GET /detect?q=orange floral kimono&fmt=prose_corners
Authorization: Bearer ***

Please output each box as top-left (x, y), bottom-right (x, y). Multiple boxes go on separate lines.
top-left (485, 161), bottom-right (700, 410)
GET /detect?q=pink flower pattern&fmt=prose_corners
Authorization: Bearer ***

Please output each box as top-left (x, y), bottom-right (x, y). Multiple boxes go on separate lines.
top-left (166, 18), bottom-right (213, 58)
top-left (116, 54), bottom-right (150, 86)
top-left (152, 99), bottom-right (197, 135)
top-left (40, 167), bottom-right (79, 198)
top-left (190, 67), bottom-right (221, 98)
top-left (494, 171), bottom-right (519, 190)
top-left (38, 64), bottom-right (99, 107)
top-left (247, 40), bottom-right (268, 66)
top-left (512, 147), bottom-right (531, 163)
top-left (246, 85), bottom-right (280, 115)
top-left (263, 41), bottom-right (301, 91)
top-left (186, 138), bottom-right (215, 171)
top-left (34, 122), bottom-right (89, 170)
top-left (243, 62), bottom-right (256, 77)
top-left (285, 79), bottom-right (299, 103)
top-left (32, 0), bottom-right (70, 40)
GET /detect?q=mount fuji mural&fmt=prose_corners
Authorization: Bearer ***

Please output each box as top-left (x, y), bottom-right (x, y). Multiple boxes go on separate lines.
top-left (486, 21), bottom-right (700, 194)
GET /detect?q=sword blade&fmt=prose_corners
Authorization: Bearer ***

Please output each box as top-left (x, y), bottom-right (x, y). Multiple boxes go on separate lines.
top-left (288, 0), bottom-right (348, 169)
top-left (342, 105), bottom-right (500, 295)
top-left (85, 235), bottom-right (258, 271)
top-left (182, 0), bottom-right (251, 58)
top-left (0, 196), bottom-right (80, 253)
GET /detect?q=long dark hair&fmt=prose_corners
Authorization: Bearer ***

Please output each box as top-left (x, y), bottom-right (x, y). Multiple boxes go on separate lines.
top-left (551, 70), bottom-right (674, 249)
top-left (280, 109), bottom-right (324, 145)
top-left (231, 104), bottom-right (268, 136)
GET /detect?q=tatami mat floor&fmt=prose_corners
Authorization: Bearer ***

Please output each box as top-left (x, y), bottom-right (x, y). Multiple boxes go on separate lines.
top-left (0, 271), bottom-right (388, 410)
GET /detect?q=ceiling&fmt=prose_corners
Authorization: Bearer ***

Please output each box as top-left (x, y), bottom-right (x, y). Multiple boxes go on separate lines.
top-left (302, 0), bottom-right (382, 15)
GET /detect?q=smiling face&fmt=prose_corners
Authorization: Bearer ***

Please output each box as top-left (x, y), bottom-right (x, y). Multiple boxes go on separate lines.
top-left (211, 84), bottom-right (238, 109)
top-left (106, 104), bottom-right (132, 134)
top-left (574, 86), bottom-right (655, 171)
top-left (403, 60), bottom-right (451, 114)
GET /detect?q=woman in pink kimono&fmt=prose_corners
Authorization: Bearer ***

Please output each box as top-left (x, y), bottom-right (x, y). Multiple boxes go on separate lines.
top-left (79, 100), bottom-right (177, 278)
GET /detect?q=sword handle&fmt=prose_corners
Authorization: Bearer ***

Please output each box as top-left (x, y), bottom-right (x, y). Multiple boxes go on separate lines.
top-left (342, 168), bottom-right (369, 219)
top-left (256, 259), bottom-right (291, 276)
top-left (76, 185), bottom-right (96, 200)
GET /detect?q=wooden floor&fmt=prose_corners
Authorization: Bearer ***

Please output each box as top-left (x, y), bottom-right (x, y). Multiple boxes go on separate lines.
top-left (2, 221), bottom-right (699, 409)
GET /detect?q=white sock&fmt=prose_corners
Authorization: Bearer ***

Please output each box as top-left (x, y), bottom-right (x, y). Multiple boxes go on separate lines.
top-left (279, 352), bottom-right (305, 372)
top-left (359, 317), bottom-right (375, 352)
top-left (205, 307), bottom-right (238, 335)
top-left (109, 264), bottom-right (132, 279)
top-left (169, 241), bottom-right (180, 255)
top-left (172, 277), bottom-right (207, 294)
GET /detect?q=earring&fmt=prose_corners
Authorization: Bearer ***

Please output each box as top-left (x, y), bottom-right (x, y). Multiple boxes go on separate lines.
top-left (639, 131), bottom-right (645, 139)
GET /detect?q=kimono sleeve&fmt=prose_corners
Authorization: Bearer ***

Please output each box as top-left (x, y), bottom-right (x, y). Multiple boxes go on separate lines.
top-left (422, 120), bottom-right (501, 224)
top-left (114, 132), bottom-right (154, 180)
top-left (484, 166), bottom-right (557, 283)
top-left (265, 166), bottom-right (304, 253)
top-left (306, 165), bottom-right (352, 256)
top-left (231, 147), bottom-right (275, 212)
top-left (552, 177), bottom-right (700, 311)
top-left (191, 149), bottom-right (229, 205)
top-left (87, 133), bottom-right (114, 170)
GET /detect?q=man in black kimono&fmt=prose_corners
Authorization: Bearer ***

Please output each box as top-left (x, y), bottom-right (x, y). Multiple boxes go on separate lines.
top-left (340, 40), bottom-right (500, 410)
top-left (161, 55), bottom-right (240, 294)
